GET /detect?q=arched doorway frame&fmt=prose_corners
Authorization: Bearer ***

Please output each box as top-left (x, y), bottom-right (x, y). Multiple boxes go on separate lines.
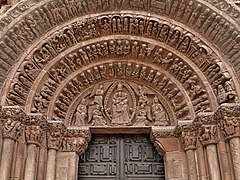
top-left (0, 0), bottom-right (240, 179)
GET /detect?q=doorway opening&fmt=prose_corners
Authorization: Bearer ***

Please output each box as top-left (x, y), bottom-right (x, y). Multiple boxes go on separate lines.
top-left (78, 134), bottom-right (165, 179)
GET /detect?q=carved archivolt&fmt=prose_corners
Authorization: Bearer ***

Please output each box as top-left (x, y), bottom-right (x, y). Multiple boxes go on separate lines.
top-left (42, 60), bottom-right (194, 121)
top-left (0, 0), bottom-right (240, 130)
top-left (5, 36), bottom-right (237, 121)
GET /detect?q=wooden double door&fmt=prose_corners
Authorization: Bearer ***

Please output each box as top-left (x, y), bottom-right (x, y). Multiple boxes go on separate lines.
top-left (78, 134), bottom-right (165, 179)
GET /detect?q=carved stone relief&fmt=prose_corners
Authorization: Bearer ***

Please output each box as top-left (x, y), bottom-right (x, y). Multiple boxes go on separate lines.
top-left (0, 106), bottom-right (26, 140)
top-left (47, 60), bottom-right (194, 121)
top-left (199, 125), bottom-right (218, 146)
top-left (46, 121), bottom-right (66, 150)
top-left (5, 12), bottom-right (230, 73)
top-left (24, 114), bottom-right (47, 146)
top-left (60, 127), bottom-right (91, 155)
top-left (0, 0), bottom-right (239, 93)
top-left (0, 1), bottom-right (240, 179)
top-left (68, 80), bottom-right (171, 127)
top-left (3, 11), bottom-right (236, 113)
top-left (7, 37), bottom-right (224, 120)
top-left (215, 104), bottom-right (240, 140)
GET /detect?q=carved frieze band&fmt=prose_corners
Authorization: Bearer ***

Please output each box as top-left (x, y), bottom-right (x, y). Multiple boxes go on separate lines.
top-left (60, 127), bottom-right (91, 155)
top-left (0, 104), bottom-right (238, 146)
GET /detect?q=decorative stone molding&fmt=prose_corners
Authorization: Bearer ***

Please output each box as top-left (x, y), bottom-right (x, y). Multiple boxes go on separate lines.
top-left (1, 106), bottom-right (26, 140)
top-left (0, 0), bottom-right (238, 120)
top-left (46, 121), bottom-right (66, 150)
top-left (24, 113), bottom-right (47, 146)
top-left (193, 112), bottom-right (216, 127)
top-left (150, 126), bottom-right (177, 155)
top-left (215, 103), bottom-right (240, 119)
top-left (60, 127), bottom-right (91, 155)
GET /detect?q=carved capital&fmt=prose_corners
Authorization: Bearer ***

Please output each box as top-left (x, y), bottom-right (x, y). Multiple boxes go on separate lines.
top-left (61, 127), bottom-right (91, 154)
top-left (1, 106), bottom-right (26, 140)
top-left (215, 104), bottom-right (240, 140)
top-left (177, 121), bottom-right (197, 151)
top-left (1, 106), bottom-right (26, 121)
top-left (47, 121), bottom-right (66, 150)
top-left (219, 116), bottom-right (240, 140)
top-left (181, 131), bottom-right (197, 151)
top-left (24, 113), bottom-right (47, 146)
top-left (199, 125), bottom-right (218, 146)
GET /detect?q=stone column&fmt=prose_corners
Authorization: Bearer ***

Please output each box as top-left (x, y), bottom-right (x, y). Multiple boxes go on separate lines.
top-left (23, 114), bottom-right (46, 180)
top-left (229, 138), bottom-right (240, 179)
top-left (0, 115), bottom-right (3, 162)
top-left (196, 145), bottom-right (208, 180)
top-left (199, 125), bottom-right (221, 180)
top-left (0, 107), bottom-right (26, 180)
top-left (219, 115), bottom-right (240, 179)
top-left (181, 130), bottom-right (198, 180)
top-left (46, 121), bottom-right (65, 180)
top-left (56, 127), bottom-right (91, 180)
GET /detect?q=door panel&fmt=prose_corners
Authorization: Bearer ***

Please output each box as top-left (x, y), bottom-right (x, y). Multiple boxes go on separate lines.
top-left (78, 134), bottom-right (165, 179)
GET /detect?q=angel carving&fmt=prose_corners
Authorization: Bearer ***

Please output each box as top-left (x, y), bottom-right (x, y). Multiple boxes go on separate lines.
top-left (134, 93), bottom-right (152, 126)
top-left (134, 85), bottom-right (155, 126)
top-left (89, 84), bottom-right (104, 108)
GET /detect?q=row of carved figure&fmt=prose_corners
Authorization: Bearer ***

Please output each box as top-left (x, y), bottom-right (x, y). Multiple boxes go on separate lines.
top-left (2, 11), bottom-right (236, 69)
top-left (1, 6), bottom-right (239, 85)
top-left (0, 0), bottom-right (239, 60)
top-left (15, 39), bottom-right (234, 118)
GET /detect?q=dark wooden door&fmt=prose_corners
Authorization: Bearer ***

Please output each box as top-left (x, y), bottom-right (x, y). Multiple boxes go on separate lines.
top-left (78, 134), bottom-right (165, 179)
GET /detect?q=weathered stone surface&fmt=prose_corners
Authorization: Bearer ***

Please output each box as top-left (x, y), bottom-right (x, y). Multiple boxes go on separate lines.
top-left (0, 0), bottom-right (240, 179)
top-left (165, 151), bottom-right (188, 180)
top-left (56, 152), bottom-right (79, 180)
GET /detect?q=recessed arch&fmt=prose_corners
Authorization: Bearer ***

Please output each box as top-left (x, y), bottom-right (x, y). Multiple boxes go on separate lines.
top-left (0, 1), bottom-right (240, 180)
